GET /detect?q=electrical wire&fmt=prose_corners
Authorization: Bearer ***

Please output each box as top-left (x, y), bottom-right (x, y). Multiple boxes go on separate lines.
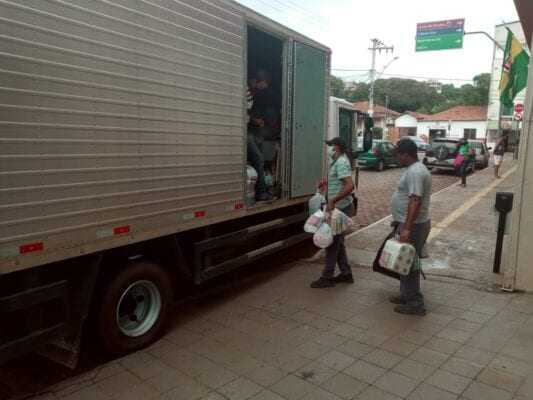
top-left (236, 0), bottom-right (330, 31)
top-left (269, 0), bottom-right (330, 26)
top-left (332, 68), bottom-right (476, 83)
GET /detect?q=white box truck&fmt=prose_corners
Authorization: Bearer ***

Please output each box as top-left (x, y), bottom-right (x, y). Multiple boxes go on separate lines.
top-left (0, 0), bottom-right (371, 366)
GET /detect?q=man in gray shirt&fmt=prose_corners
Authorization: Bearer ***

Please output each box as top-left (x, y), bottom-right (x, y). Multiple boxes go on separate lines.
top-left (389, 138), bottom-right (431, 315)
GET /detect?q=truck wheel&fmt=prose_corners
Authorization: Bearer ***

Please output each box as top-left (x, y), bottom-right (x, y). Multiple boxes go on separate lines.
top-left (98, 262), bottom-right (172, 355)
top-left (376, 160), bottom-right (384, 171)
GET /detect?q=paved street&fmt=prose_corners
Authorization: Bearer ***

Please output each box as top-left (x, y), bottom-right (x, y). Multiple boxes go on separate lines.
top-left (355, 164), bottom-right (473, 229)
top-left (0, 162), bottom-right (491, 399)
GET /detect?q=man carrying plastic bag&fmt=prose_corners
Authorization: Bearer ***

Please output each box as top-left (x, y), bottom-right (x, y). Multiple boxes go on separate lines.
top-left (310, 137), bottom-right (355, 288)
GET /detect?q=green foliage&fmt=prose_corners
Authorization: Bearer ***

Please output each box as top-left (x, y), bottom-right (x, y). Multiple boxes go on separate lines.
top-left (331, 72), bottom-right (490, 114)
top-left (330, 75), bottom-right (345, 97)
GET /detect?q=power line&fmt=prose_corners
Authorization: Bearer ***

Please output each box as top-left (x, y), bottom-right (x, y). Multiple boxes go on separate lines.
top-left (332, 69), bottom-right (476, 83)
top-left (269, 0), bottom-right (330, 26)
top-left (238, 0), bottom-right (330, 30)
top-left (380, 72), bottom-right (475, 82)
top-left (331, 68), bottom-right (368, 72)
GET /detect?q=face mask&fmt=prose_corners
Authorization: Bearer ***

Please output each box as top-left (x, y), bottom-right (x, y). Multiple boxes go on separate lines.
top-left (327, 146), bottom-right (336, 158)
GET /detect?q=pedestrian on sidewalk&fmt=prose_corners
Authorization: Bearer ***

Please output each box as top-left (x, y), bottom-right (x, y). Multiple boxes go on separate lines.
top-left (456, 138), bottom-right (475, 187)
top-left (389, 139), bottom-right (431, 315)
top-left (493, 131), bottom-right (509, 178)
top-left (311, 137), bottom-right (355, 288)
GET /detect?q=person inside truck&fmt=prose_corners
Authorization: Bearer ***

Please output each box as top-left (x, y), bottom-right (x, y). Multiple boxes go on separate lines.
top-left (247, 70), bottom-right (277, 203)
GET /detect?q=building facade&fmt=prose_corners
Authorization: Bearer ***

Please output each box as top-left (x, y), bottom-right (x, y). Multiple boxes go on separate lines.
top-left (486, 21), bottom-right (527, 149)
top-left (417, 106), bottom-right (488, 142)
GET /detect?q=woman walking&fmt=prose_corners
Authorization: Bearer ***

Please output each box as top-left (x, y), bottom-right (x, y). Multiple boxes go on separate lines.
top-left (456, 138), bottom-right (475, 187)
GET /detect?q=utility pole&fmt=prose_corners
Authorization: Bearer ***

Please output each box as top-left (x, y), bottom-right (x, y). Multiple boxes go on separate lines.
top-left (368, 38), bottom-right (394, 118)
top-left (383, 95), bottom-right (389, 140)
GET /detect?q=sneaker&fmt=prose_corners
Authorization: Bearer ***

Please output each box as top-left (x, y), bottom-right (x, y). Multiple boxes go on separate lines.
top-left (310, 277), bottom-right (334, 288)
top-left (389, 295), bottom-right (406, 304)
top-left (256, 193), bottom-right (277, 203)
top-left (394, 304), bottom-right (426, 315)
top-left (333, 273), bottom-right (354, 284)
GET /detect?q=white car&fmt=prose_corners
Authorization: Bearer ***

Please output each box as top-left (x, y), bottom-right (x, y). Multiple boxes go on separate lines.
top-left (397, 136), bottom-right (429, 151)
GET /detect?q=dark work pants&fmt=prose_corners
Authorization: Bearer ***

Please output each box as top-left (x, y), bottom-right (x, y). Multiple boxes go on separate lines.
top-left (396, 221), bottom-right (431, 310)
top-left (247, 133), bottom-right (266, 196)
top-left (458, 158), bottom-right (470, 185)
top-left (322, 203), bottom-right (355, 279)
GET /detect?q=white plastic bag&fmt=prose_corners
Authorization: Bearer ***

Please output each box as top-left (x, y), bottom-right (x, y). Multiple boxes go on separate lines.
top-left (304, 210), bottom-right (325, 233)
top-left (313, 222), bottom-right (333, 248)
top-left (330, 209), bottom-right (355, 235)
top-left (308, 189), bottom-right (326, 216)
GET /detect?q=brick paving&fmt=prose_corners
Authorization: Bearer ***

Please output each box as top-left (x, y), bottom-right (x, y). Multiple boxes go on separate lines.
top-left (355, 165), bottom-right (464, 229)
top-left (4, 160), bottom-right (533, 400)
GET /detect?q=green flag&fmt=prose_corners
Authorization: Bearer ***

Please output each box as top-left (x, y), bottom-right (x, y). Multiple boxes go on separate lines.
top-left (499, 28), bottom-right (530, 108)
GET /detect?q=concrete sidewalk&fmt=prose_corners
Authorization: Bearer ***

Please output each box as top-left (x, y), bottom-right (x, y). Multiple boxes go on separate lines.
top-left (28, 159), bottom-right (533, 400)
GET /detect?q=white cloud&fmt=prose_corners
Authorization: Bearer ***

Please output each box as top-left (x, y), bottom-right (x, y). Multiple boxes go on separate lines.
top-left (234, 0), bottom-right (519, 85)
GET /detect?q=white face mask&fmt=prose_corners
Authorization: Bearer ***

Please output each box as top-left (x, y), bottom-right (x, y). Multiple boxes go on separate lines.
top-left (327, 146), bottom-right (336, 158)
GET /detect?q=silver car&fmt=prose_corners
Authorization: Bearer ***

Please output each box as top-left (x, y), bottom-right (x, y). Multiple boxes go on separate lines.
top-left (469, 140), bottom-right (492, 169)
top-left (423, 138), bottom-right (473, 172)
top-left (397, 135), bottom-right (429, 151)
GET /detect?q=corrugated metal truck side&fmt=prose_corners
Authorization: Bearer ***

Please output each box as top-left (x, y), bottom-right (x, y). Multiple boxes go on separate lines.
top-left (0, 0), bottom-right (330, 366)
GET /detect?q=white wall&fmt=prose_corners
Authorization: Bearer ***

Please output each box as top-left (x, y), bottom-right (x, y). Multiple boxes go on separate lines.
top-left (504, 28), bottom-right (533, 292)
top-left (417, 120), bottom-right (487, 138)
top-left (395, 114), bottom-right (418, 128)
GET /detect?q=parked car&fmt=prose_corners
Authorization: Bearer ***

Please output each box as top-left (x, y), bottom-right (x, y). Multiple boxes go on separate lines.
top-left (358, 139), bottom-right (400, 171)
top-left (397, 135), bottom-right (429, 151)
top-left (469, 140), bottom-right (492, 169)
top-left (423, 137), bottom-right (474, 172)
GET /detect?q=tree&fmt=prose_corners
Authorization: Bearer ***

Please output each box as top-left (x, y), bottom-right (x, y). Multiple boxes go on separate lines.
top-left (457, 84), bottom-right (481, 105)
top-left (473, 73), bottom-right (490, 105)
top-left (330, 75), bottom-right (345, 97)
top-left (328, 72), bottom-right (490, 114)
top-left (373, 78), bottom-right (440, 113)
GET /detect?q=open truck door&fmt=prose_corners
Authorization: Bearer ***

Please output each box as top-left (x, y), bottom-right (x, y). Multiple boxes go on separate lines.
top-left (290, 42), bottom-right (328, 197)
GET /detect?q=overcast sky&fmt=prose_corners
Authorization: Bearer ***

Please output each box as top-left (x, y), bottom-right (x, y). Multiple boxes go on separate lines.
top-left (234, 0), bottom-right (520, 86)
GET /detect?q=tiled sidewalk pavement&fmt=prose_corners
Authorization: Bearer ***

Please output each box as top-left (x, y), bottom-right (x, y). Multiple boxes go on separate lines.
top-left (28, 157), bottom-right (533, 400)
top-left (32, 262), bottom-right (533, 400)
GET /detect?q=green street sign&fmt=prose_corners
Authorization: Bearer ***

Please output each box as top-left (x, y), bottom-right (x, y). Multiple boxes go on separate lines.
top-left (415, 18), bottom-right (465, 52)
top-left (416, 33), bottom-right (464, 51)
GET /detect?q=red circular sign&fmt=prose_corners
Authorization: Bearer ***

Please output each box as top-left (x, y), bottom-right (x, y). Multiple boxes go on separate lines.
top-left (515, 103), bottom-right (524, 113)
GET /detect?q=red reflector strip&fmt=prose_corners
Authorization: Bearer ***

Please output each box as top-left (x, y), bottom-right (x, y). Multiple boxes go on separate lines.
top-left (19, 242), bottom-right (44, 254)
top-left (114, 225), bottom-right (130, 235)
top-left (235, 203), bottom-right (244, 210)
top-left (194, 210), bottom-right (206, 218)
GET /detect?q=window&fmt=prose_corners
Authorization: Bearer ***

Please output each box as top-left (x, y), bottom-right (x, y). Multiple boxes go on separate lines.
top-left (464, 129), bottom-right (476, 139)
top-left (338, 108), bottom-right (354, 147)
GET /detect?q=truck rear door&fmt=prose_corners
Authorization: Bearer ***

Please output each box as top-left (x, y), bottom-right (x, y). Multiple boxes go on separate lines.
top-left (290, 42), bottom-right (328, 197)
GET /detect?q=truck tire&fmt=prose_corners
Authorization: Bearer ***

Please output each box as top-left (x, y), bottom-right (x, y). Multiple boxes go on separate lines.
top-left (98, 261), bottom-right (172, 355)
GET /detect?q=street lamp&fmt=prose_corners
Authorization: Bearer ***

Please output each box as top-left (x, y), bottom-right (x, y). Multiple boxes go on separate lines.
top-left (369, 56), bottom-right (399, 117)
top-left (378, 56), bottom-right (399, 79)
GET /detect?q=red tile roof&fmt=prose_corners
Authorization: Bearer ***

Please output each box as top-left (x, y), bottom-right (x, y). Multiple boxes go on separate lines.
top-left (353, 101), bottom-right (401, 118)
top-left (422, 105), bottom-right (488, 121)
top-left (400, 111), bottom-right (430, 120)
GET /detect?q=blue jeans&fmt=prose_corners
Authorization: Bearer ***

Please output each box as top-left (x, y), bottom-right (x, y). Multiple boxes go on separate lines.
top-left (396, 221), bottom-right (431, 310)
top-left (322, 203), bottom-right (355, 279)
top-left (247, 133), bottom-right (266, 196)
